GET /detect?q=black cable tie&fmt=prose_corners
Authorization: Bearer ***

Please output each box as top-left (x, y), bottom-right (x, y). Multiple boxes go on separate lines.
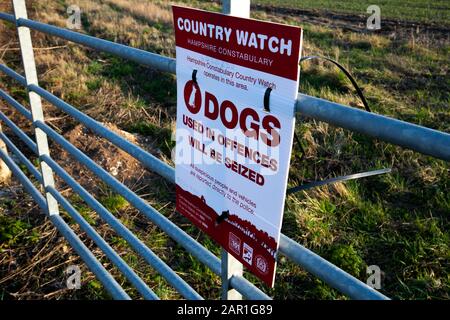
top-left (300, 55), bottom-right (371, 112)
top-left (215, 210), bottom-right (229, 226)
top-left (192, 69), bottom-right (198, 83)
top-left (264, 87), bottom-right (272, 112)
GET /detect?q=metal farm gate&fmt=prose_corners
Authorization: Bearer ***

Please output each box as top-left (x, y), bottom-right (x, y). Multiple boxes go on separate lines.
top-left (0, 0), bottom-right (449, 300)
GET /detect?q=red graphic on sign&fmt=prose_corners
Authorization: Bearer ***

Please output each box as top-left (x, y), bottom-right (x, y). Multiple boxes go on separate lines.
top-left (242, 243), bottom-right (254, 265)
top-left (228, 232), bottom-right (241, 255)
top-left (183, 80), bottom-right (202, 113)
top-left (255, 255), bottom-right (269, 275)
top-left (182, 80), bottom-right (282, 149)
top-left (176, 185), bottom-right (277, 285)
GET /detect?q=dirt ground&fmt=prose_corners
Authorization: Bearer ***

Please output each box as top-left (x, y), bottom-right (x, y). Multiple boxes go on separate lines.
top-left (53, 123), bottom-right (159, 195)
top-left (253, 3), bottom-right (450, 44)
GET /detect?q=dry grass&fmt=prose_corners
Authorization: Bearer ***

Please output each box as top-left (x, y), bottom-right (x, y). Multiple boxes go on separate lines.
top-left (103, 0), bottom-right (172, 25)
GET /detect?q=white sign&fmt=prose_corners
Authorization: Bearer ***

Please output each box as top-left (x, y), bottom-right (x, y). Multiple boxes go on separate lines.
top-left (173, 6), bottom-right (302, 286)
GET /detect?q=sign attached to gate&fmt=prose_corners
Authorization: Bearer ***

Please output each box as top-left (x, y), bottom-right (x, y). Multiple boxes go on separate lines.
top-left (173, 5), bottom-right (302, 286)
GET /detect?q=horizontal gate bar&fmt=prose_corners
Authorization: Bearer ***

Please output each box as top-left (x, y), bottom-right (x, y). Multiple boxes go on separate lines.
top-left (229, 275), bottom-right (269, 300)
top-left (0, 110), bottom-right (37, 153)
top-left (279, 235), bottom-right (388, 300)
top-left (0, 12), bottom-right (15, 23)
top-left (0, 64), bottom-right (27, 86)
top-left (49, 213), bottom-right (132, 300)
top-left (0, 148), bottom-right (46, 209)
top-left (0, 148), bottom-right (130, 299)
top-left (47, 185), bottom-right (159, 300)
top-left (41, 154), bottom-right (202, 300)
top-left (0, 131), bottom-right (42, 183)
top-left (0, 88), bottom-right (32, 120)
top-left (17, 16), bottom-right (176, 74)
top-left (296, 94), bottom-right (450, 161)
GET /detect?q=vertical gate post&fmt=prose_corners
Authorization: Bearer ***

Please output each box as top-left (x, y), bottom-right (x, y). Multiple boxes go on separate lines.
top-left (220, 0), bottom-right (249, 300)
top-left (223, 0), bottom-right (251, 18)
top-left (221, 250), bottom-right (244, 300)
top-left (12, 0), bottom-right (59, 216)
top-left (0, 123), bottom-right (12, 184)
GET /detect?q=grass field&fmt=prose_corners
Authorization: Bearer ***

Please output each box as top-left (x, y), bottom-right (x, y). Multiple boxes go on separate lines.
top-left (0, 0), bottom-right (449, 300)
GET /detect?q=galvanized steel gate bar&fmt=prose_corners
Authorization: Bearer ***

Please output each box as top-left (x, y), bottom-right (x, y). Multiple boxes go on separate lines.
top-left (1, 0), bottom-right (447, 301)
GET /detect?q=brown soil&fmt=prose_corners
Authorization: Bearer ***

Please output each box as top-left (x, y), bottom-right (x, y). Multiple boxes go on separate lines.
top-left (253, 4), bottom-right (450, 44)
top-left (52, 123), bottom-right (160, 195)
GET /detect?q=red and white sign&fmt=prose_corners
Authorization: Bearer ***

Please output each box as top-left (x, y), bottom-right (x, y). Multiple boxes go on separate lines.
top-left (173, 6), bottom-right (302, 286)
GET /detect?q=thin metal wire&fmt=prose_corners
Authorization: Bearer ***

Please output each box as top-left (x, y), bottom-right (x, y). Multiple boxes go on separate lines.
top-left (287, 168), bottom-right (392, 195)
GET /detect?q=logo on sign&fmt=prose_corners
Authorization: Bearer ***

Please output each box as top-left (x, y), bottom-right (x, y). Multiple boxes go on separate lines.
top-left (255, 255), bottom-right (269, 275)
top-left (242, 243), bottom-right (253, 265)
top-left (182, 80), bottom-right (282, 148)
top-left (184, 80), bottom-right (202, 113)
top-left (229, 232), bottom-right (241, 255)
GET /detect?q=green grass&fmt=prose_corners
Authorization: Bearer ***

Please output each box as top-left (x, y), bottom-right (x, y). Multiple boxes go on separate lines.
top-left (0, 217), bottom-right (31, 246)
top-left (100, 194), bottom-right (129, 212)
top-left (256, 5), bottom-right (449, 299)
top-left (254, 0), bottom-right (450, 24)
